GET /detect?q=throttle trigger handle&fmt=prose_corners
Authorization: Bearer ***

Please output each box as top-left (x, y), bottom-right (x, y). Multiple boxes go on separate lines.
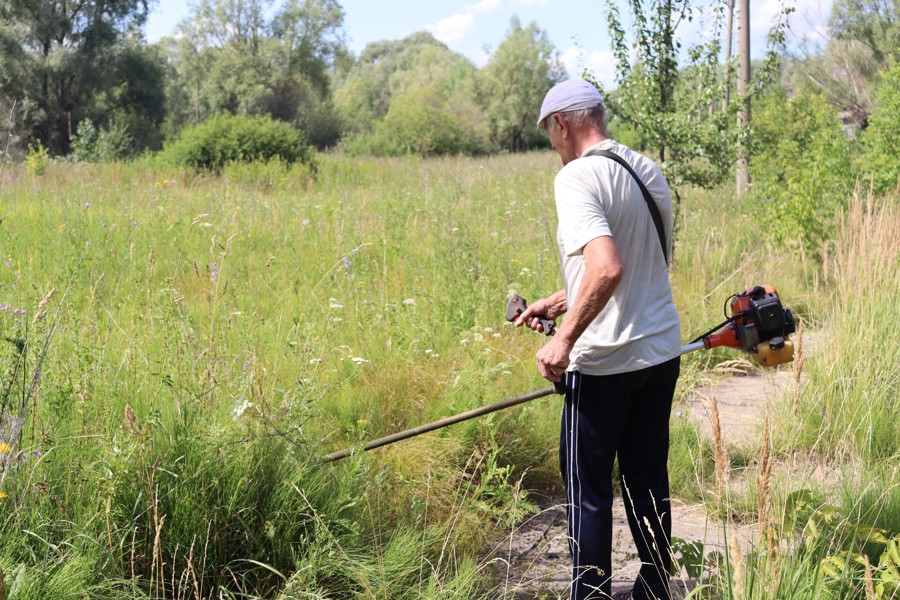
top-left (506, 295), bottom-right (556, 336)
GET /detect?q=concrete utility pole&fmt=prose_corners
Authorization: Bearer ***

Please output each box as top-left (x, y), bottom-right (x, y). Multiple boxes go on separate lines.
top-left (723, 0), bottom-right (734, 112)
top-left (736, 0), bottom-right (750, 199)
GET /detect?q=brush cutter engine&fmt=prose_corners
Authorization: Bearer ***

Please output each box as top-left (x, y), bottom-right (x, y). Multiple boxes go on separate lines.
top-left (694, 284), bottom-right (796, 367)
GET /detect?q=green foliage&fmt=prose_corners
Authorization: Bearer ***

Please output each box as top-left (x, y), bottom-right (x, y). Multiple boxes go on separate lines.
top-left (70, 118), bottom-right (135, 163)
top-left (23, 140), bottom-right (48, 175)
top-left (334, 33), bottom-right (491, 155)
top-left (603, 1), bottom-right (791, 188)
top-left (478, 17), bottom-right (561, 152)
top-left (829, 0), bottom-right (900, 65)
top-left (860, 60), bottom-right (900, 194)
top-left (749, 90), bottom-right (856, 250)
top-left (164, 114), bottom-right (315, 171)
top-left (346, 87), bottom-right (469, 156)
top-left (0, 0), bottom-right (152, 154)
top-left (161, 0), bottom-right (345, 146)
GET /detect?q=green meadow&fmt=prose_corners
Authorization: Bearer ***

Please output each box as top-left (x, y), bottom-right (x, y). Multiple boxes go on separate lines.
top-left (0, 154), bottom-right (898, 599)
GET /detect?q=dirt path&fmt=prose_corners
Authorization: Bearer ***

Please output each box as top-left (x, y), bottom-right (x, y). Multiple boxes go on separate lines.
top-left (499, 339), bottom-right (813, 599)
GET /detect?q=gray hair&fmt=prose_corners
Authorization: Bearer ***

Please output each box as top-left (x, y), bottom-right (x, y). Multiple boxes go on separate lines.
top-left (542, 103), bottom-right (607, 136)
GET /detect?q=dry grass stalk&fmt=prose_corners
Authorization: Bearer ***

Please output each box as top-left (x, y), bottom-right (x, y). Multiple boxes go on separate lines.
top-left (864, 555), bottom-right (876, 600)
top-left (793, 319), bottom-right (805, 416)
top-left (730, 532), bottom-right (745, 600)
top-left (711, 396), bottom-right (728, 498)
top-left (766, 522), bottom-right (778, 583)
top-left (148, 246), bottom-right (155, 278)
top-left (757, 416), bottom-right (773, 542)
top-left (31, 286), bottom-right (57, 324)
top-left (124, 404), bottom-right (142, 436)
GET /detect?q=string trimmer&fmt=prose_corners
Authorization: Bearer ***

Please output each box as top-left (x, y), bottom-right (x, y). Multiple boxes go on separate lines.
top-left (323, 284), bottom-right (795, 462)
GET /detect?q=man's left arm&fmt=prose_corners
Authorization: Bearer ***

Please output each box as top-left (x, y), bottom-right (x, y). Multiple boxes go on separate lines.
top-left (535, 235), bottom-right (624, 382)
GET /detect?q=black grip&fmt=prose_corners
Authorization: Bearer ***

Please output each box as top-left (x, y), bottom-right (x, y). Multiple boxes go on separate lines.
top-left (506, 295), bottom-right (556, 336)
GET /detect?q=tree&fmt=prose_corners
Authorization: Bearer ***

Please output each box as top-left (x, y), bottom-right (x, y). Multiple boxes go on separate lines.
top-left (860, 60), bottom-right (900, 193)
top-left (161, 0), bottom-right (345, 146)
top-left (605, 0), bottom-right (691, 164)
top-left (478, 17), bottom-right (563, 152)
top-left (0, 0), bottom-right (152, 153)
top-left (333, 31), bottom-right (488, 152)
top-left (603, 0), bottom-right (789, 189)
top-left (332, 32), bottom-right (454, 132)
top-left (829, 0), bottom-right (900, 65)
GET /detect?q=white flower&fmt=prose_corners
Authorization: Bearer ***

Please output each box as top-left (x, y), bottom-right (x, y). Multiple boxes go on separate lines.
top-left (329, 298), bottom-right (343, 309)
top-left (350, 356), bottom-right (369, 364)
top-left (309, 358), bottom-right (323, 364)
top-left (403, 298), bottom-right (416, 306)
top-left (232, 398), bottom-right (252, 419)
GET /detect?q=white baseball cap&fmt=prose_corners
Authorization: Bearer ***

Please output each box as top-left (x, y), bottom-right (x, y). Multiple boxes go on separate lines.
top-left (537, 79), bottom-right (605, 128)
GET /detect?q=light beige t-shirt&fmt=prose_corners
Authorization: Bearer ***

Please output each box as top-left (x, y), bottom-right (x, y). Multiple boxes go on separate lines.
top-left (555, 139), bottom-right (681, 375)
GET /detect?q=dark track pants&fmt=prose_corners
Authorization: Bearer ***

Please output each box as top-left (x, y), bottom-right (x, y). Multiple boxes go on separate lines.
top-left (560, 357), bottom-right (680, 600)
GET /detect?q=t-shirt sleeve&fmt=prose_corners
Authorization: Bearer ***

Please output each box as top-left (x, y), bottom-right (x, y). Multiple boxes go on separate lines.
top-left (555, 162), bottom-right (612, 256)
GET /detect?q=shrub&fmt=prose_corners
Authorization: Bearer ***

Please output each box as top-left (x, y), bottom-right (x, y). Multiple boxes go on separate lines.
top-left (749, 90), bottom-right (856, 252)
top-left (164, 114), bottom-right (315, 172)
top-left (70, 118), bottom-right (135, 162)
top-left (24, 140), bottom-right (49, 175)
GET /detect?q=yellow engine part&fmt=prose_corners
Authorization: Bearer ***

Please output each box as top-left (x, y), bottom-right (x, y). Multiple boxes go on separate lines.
top-left (755, 340), bottom-right (794, 367)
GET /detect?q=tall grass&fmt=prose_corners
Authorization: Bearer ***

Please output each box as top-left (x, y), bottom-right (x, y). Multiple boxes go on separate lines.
top-left (3, 153), bottom-right (892, 598)
top-left (792, 187), bottom-right (900, 460)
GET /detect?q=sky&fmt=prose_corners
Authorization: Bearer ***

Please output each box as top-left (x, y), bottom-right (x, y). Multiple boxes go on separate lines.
top-left (144, 0), bottom-right (835, 88)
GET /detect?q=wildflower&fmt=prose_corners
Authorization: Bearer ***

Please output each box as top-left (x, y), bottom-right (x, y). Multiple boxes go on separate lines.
top-left (350, 356), bottom-right (369, 364)
top-left (0, 492), bottom-right (7, 499)
top-left (403, 298), bottom-right (416, 306)
top-left (85, 202), bottom-right (90, 208)
top-left (232, 398), bottom-right (252, 419)
top-left (85, 241), bottom-right (92, 248)
top-left (210, 264), bottom-right (219, 282)
top-left (328, 298), bottom-right (343, 309)
top-left (0, 442), bottom-right (12, 453)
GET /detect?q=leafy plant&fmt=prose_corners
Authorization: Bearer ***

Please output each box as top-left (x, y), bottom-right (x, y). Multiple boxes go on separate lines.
top-left (749, 90), bottom-right (856, 251)
top-left (70, 118), bottom-right (135, 162)
top-left (860, 60), bottom-right (900, 195)
top-left (23, 140), bottom-right (48, 176)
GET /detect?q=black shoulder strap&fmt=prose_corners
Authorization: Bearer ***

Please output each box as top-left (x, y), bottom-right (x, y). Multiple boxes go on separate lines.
top-left (582, 148), bottom-right (668, 264)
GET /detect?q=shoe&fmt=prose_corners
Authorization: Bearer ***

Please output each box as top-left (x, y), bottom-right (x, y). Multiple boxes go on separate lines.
top-left (611, 591), bottom-right (633, 600)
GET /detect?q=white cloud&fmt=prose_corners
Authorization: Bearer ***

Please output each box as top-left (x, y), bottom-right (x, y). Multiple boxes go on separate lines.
top-left (426, 13), bottom-right (477, 44)
top-left (510, 0), bottom-right (548, 6)
top-left (560, 47), bottom-right (617, 90)
top-left (466, 0), bottom-right (502, 14)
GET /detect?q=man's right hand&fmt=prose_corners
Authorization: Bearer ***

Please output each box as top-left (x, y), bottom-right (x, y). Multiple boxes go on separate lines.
top-left (514, 290), bottom-right (567, 333)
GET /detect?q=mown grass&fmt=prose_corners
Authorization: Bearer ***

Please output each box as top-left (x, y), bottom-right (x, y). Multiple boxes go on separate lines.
top-left (0, 154), bottom-right (897, 599)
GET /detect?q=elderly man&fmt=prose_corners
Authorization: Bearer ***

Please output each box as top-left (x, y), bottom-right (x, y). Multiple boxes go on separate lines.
top-left (514, 79), bottom-right (681, 600)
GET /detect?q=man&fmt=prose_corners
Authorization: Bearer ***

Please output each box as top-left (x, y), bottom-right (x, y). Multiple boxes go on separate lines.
top-left (514, 79), bottom-right (681, 600)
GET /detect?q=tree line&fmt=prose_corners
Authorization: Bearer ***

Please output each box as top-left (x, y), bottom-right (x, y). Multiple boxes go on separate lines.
top-left (0, 0), bottom-right (560, 158)
top-left (0, 0), bottom-right (897, 191)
